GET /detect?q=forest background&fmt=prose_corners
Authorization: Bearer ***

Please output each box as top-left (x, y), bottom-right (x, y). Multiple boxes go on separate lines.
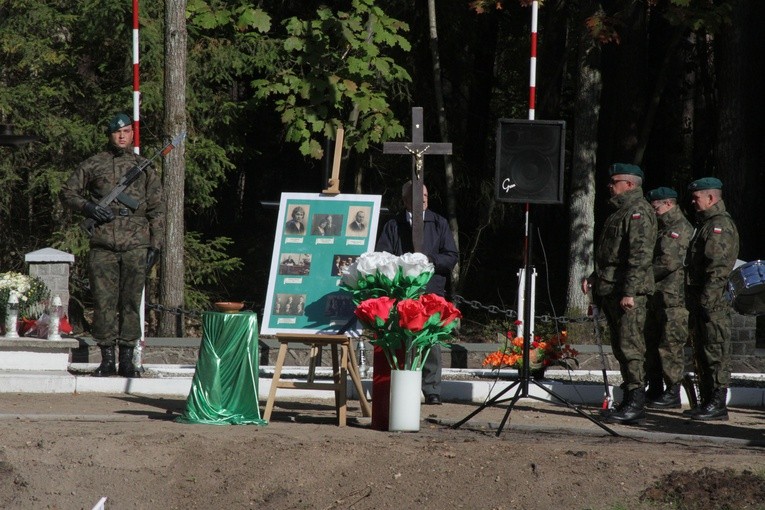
top-left (1, 0), bottom-right (764, 339)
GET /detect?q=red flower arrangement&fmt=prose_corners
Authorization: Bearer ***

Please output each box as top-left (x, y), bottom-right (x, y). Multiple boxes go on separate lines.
top-left (342, 252), bottom-right (462, 371)
top-left (483, 321), bottom-right (579, 373)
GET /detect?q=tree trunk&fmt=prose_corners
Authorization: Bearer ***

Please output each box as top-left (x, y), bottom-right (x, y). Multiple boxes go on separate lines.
top-left (566, 1), bottom-right (603, 316)
top-left (159, 0), bottom-right (188, 337)
top-left (426, 0), bottom-right (460, 288)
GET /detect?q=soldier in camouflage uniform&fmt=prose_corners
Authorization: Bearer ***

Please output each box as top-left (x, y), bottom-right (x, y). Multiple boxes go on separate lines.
top-left (685, 177), bottom-right (739, 421)
top-left (60, 113), bottom-right (165, 378)
top-left (643, 187), bottom-right (694, 409)
top-left (583, 163), bottom-right (657, 425)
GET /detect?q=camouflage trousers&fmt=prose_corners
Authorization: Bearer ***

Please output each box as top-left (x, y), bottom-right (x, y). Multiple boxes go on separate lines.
top-left (88, 247), bottom-right (146, 348)
top-left (688, 301), bottom-right (732, 400)
top-left (600, 294), bottom-right (648, 391)
top-left (645, 298), bottom-right (689, 386)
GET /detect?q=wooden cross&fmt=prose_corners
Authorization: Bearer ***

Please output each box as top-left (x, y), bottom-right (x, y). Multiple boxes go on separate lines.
top-left (383, 107), bottom-right (452, 252)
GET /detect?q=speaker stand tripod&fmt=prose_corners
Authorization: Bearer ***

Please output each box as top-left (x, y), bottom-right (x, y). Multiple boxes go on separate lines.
top-left (452, 221), bottom-right (618, 437)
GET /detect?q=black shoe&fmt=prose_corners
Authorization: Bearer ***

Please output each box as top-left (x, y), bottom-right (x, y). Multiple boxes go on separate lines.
top-left (118, 346), bottom-right (141, 378)
top-left (424, 394), bottom-right (442, 405)
top-left (92, 346), bottom-right (117, 377)
top-left (646, 383), bottom-right (681, 409)
top-left (604, 388), bottom-right (646, 425)
top-left (691, 389), bottom-right (728, 421)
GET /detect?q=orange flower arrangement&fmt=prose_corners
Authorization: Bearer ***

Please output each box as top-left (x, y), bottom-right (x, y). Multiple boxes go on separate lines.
top-left (483, 321), bottom-right (579, 372)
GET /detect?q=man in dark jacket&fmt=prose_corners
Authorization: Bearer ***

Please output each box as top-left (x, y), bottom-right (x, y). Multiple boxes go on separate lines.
top-left (644, 187), bottom-right (694, 409)
top-left (376, 181), bottom-right (459, 404)
top-left (685, 177), bottom-right (739, 421)
top-left (60, 113), bottom-right (165, 378)
top-left (583, 163), bottom-right (657, 425)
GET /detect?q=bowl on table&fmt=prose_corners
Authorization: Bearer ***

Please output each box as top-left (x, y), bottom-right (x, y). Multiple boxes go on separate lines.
top-left (213, 301), bottom-right (245, 313)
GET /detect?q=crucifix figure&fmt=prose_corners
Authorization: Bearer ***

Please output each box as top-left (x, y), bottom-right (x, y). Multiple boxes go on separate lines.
top-left (383, 107), bottom-right (452, 252)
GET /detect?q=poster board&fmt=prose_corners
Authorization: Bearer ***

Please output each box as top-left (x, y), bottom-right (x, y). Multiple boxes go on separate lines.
top-left (261, 192), bottom-right (382, 335)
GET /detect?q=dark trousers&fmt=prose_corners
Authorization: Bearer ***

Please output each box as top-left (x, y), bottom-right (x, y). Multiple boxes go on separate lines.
top-left (422, 344), bottom-right (442, 397)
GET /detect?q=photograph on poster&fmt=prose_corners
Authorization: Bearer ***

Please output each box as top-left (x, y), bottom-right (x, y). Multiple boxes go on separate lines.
top-left (285, 204), bottom-right (309, 235)
top-left (273, 293), bottom-right (307, 316)
top-left (330, 254), bottom-right (359, 276)
top-left (278, 253), bottom-right (311, 276)
top-left (310, 213), bottom-right (343, 236)
top-left (324, 294), bottom-right (355, 318)
top-left (345, 207), bottom-right (370, 237)
top-left (261, 192), bottom-right (381, 335)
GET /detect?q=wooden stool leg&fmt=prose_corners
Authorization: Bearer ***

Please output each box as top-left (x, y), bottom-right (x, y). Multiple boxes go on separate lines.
top-left (347, 340), bottom-right (372, 417)
top-left (264, 343), bottom-right (289, 421)
top-left (330, 343), bottom-right (346, 426)
top-left (307, 345), bottom-right (321, 383)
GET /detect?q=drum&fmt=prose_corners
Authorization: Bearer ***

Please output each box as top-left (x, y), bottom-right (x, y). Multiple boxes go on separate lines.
top-left (727, 260), bottom-right (765, 315)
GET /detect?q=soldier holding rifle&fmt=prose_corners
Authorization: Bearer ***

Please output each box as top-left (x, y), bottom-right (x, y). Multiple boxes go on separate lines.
top-left (61, 113), bottom-right (165, 378)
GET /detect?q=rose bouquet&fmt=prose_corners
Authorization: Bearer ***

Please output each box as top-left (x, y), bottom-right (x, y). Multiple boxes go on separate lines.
top-left (340, 252), bottom-right (461, 371)
top-left (483, 321), bottom-right (579, 374)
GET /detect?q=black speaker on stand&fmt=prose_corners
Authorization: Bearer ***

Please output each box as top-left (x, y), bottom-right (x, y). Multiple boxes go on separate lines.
top-left (495, 119), bottom-right (565, 204)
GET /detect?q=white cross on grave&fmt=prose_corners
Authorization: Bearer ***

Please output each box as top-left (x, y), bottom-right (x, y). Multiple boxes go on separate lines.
top-left (382, 107), bottom-right (452, 252)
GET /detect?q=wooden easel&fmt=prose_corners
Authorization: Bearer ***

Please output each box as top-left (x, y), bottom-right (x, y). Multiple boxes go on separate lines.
top-left (263, 333), bottom-right (371, 426)
top-left (321, 127), bottom-right (344, 195)
top-left (264, 127), bottom-right (372, 425)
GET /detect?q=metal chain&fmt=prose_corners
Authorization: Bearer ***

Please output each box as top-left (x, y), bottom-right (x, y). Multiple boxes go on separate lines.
top-left (452, 294), bottom-right (596, 325)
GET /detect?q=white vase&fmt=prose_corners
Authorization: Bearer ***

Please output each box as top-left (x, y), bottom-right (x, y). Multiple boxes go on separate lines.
top-left (388, 369), bottom-right (422, 432)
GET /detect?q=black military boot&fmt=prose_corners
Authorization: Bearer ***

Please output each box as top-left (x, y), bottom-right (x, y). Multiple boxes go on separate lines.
top-left (118, 346), bottom-right (140, 378)
top-left (605, 388), bottom-right (646, 425)
top-left (645, 373), bottom-right (664, 402)
top-left (691, 388), bottom-right (728, 421)
top-left (92, 346), bottom-right (117, 377)
top-left (646, 383), bottom-right (681, 409)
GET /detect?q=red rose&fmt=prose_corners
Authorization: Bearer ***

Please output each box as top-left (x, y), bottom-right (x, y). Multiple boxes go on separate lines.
top-left (419, 293), bottom-right (462, 326)
top-left (397, 299), bottom-right (429, 332)
top-left (355, 296), bottom-right (396, 326)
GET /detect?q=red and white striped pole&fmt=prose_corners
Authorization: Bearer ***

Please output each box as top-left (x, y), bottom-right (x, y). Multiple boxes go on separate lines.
top-left (528, 0), bottom-right (538, 121)
top-left (133, 0), bottom-right (147, 371)
top-left (132, 0), bottom-right (140, 155)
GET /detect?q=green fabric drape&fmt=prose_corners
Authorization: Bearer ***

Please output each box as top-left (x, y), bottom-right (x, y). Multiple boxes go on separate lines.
top-left (177, 311), bottom-right (267, 425)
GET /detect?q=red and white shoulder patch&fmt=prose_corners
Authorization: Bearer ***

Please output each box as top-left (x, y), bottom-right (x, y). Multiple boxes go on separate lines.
top-left (631, 212), bottom-right (642, 220)
top-left (670, 232), bottom-right (680, 239)
top-left (713, 227), bottom-right (723, 234)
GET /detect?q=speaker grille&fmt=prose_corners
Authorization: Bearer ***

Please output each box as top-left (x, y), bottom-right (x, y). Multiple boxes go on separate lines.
top-left (495, 119), bottom-right (565, 204)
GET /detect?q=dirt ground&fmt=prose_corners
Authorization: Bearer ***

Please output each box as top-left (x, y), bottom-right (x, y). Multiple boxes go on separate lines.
top-left (0, 393), bottom-right (764, 510)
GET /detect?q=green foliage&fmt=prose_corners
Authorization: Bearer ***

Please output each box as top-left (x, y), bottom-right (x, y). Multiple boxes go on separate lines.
top-left (184, 231), bottom-right (243, 311)
top-left (250, 0), bottom-right (411, 159)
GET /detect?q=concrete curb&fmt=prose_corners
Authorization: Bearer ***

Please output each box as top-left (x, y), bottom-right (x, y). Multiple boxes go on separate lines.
top-left (2, 365), bottom-right (764, 407)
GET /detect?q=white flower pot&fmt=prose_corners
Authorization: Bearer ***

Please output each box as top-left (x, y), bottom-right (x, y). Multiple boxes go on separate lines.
top-left (388, 369), bottom-right (422, 432)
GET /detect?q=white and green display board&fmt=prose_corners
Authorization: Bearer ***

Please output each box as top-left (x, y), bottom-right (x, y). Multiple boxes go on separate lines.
top-left (261, 192), bottom-right (382, 335)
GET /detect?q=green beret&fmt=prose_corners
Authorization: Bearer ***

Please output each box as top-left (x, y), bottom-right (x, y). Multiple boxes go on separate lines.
top-left (107, 113), bottom-right (132, 133)
top-left (609, 163), bottom-right (644, 179)
top-left (688, 177), bottom-right (722, 191)
top-left (646, 187), bottom-right (678, 201)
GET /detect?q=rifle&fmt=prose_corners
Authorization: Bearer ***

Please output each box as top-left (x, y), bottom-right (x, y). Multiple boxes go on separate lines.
top-left (590, 302), bottom-right (613, 410)
top-left (81, 131), bottom-right (186, 236)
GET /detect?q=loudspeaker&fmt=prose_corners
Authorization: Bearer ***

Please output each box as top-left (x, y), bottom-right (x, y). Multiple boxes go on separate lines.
top-left (495, 119), bottom-right (565, 204)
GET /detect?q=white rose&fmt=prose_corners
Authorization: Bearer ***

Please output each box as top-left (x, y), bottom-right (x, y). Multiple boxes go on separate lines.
top-left (354, 252), bottom-right (382, 278)
top-left (376, 251), bottom-right (399, 280)
top-left (398, 252), bottom-right (434, 278)
top-left (340, 262), bottom-right (360, 288)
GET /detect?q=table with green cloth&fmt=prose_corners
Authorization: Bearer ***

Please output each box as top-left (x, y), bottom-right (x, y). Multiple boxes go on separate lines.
top-left (177, 311), bottom-right (266, 425)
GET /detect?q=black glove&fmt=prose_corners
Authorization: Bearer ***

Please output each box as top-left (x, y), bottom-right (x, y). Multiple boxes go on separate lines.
top-left (146, 248), bottom-right (160, 270)
top-left (83, 202), bottom-right (115, 223)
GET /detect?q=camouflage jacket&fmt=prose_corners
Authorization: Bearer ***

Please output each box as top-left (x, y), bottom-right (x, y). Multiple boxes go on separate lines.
top-left (593, 187), bottom-right (657, 297)
top-left (60, 145), bottom-right (165, 252)
top-left (652, 205), bottom-right (694, 308)
top-left (686, 200), bottom-right (739, 311)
